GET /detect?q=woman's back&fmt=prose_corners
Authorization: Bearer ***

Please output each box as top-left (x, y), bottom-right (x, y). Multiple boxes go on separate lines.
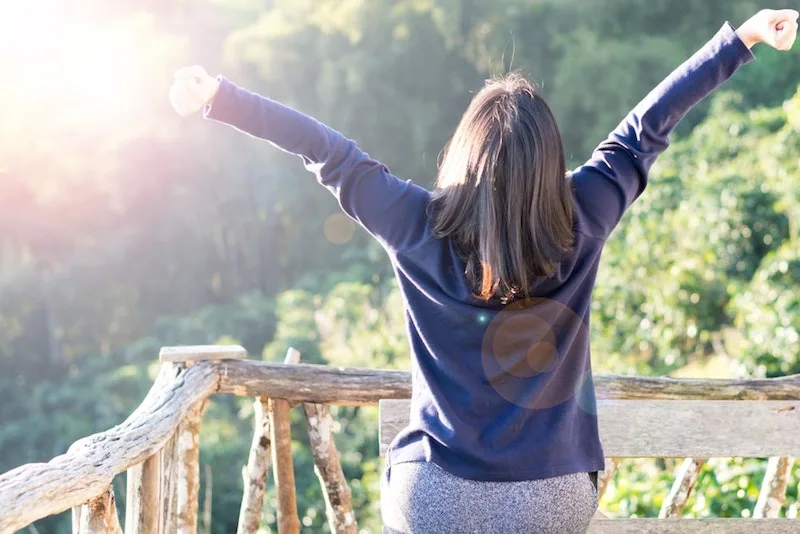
top-left (197, 11), bottom-right (753, 494)
top-left (387, 201), bottom-right (605, 481)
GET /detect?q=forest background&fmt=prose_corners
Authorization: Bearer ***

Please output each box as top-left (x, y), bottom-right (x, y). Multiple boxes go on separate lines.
top-left (1, 0), bottom-right (800, 531)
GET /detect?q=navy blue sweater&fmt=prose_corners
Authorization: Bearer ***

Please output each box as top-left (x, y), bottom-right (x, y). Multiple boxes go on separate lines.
top-left (206, 23), bottom-right (754, 481)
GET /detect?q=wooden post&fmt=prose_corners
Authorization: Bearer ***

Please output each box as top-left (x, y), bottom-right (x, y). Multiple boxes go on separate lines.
top-left (155, 347), bottom-right (243, 534)
top-left (659, 458), bottom-right (705, 518)
top-left (202, 465), bottom-right (212, 534)
top-left (177, 402), bottom-right (207, 534)
top-left (598, 457), bottom-right (619, 499)
top-left (72, 506), bottom-right (82, 533)
top-left (304, 403), bottom-right (357, 533)
top-left (160, 434), bottom-right (179, 533)
top-left (754, 457), bottom-right (795, 518)
top-left (125, 454), bottom-right (162, 534)
top-left (75, 485), bottom-right (123, 533)
top-left (237, 399), bottom-right (272, 534)
top-left (270, 348), bottom-right (301, 534)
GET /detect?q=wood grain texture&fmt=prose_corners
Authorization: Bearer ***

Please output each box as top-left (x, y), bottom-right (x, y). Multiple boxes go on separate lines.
top-left (304, 403), bottom-right (357, 534)
top-left (237, 399), bottom-right (272, 534)
top-left (218, 361), bottom-right (411, 405)
top-left (159, 433), bottom-right (180, 533)
top-left (379, 399), bottom-right (800, 457)
top-left (269, 351), bottom-right (302, 534)
top-left (219, 364), bottom-right (800, 404)
top-left (660, 458), bottom-right (705, 518)
top-left (270, 398), bottom-right (300, 534)
top-left (588, 519), bottom-right (799, 533)
top-left (177, 402), bottom-right (206, 534)
top-left (76, 485), bottom-right (123, 534)
top-left (125, 454), bottom-right (161, 534)
top-left (159, 345), bottom-right (246, 362)
top-left (594, 374), bottom-right (800, 401)
top-left (0, 362), bottom-right (219, 534)
top-left (753, 456), bottom-right (795, 518)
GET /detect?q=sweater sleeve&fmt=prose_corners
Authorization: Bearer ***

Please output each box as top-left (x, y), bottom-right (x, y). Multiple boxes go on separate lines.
top-left (570, 22), bottom-right (755, 239)
top-left (203, 80), bottom-right (430, 253)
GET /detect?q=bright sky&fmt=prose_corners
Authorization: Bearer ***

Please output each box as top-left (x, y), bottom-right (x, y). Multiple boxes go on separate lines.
top-left (0, 2), bottom-right (143, 121)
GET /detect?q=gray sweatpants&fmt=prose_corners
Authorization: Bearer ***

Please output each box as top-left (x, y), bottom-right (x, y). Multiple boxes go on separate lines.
top-left (381, 462), bottom-right (598, 533)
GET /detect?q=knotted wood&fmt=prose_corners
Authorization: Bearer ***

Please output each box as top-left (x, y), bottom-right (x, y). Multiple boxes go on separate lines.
top-left (177, 401), bottom-right (207, 534)
top-left (73, 485), bottom-right (123, 534)
top-left (237, 398), bottom-right (272, 534)
top-left (0, 361), bottom-right (218, 533)
top-left (219, 365), bottom-right (800, 404)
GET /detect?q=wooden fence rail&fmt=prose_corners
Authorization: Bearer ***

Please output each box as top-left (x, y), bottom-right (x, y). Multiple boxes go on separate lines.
top-left (1, 345), bottom-right (799, 533)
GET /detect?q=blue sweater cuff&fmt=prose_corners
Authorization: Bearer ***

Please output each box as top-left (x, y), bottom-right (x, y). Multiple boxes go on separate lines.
top-left (203, 76), bottom-right (237, 121)
top-left (722, 21), bottom-right (757, 62)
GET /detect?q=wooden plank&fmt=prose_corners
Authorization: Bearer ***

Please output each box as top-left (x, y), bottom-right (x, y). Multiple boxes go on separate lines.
top-left (125, 454), bottom-right (161, 534)
top-left (217, 363), bottom-right (800, 404)
top-left (237, 398), bottom-right (272, 534)
top-left (304, 403), bottom-right (357, 533)
top-left (588, 519), bottom-right (798, 533)
top-left (177, 402), bottom-right (206, 534)
top-left (0, 362), bottom-right (218, 533)
top-left (379, 399), bottom-right (800, 457)
top-left (753, 457), bottom-right (794, 518)
top-left (159, 345), bottom-right (246, 362)
top-left (379, 401), bottom-right (408, 456)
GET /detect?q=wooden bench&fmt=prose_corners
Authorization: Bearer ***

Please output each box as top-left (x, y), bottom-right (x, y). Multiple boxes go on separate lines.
top-left (379, 398), bottom-right (800, 532)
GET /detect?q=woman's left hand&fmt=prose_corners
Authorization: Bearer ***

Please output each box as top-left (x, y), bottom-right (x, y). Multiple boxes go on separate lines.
top-left (169, 65), bottom-right (220, 117)
top-left (736, 9), bottom-right (799, 50)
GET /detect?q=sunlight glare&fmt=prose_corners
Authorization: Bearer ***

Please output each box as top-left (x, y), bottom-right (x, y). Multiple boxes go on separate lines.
top-left (1, 2), bottom-right (137, 120)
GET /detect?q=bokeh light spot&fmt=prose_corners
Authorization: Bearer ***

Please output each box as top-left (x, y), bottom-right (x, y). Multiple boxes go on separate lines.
top-left (323, 213), bottom-right (356, 244)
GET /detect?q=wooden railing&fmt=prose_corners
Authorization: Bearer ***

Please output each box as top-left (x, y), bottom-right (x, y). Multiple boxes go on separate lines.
top-left (1, 345), bottom-right (800, 533)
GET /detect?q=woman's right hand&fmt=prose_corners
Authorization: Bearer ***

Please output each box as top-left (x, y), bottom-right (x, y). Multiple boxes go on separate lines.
top-left (736, 9), bottom-right (799, 50)
top-left (169, 65), bottom-right (221, 117)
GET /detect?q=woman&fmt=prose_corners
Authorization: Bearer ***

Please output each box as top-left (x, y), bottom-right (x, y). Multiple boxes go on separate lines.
top-left (170, 9), bottom-right (797, 533)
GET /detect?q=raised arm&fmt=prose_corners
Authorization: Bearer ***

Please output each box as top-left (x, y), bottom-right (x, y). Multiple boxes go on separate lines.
top-left (169, 68), bottom-right (429, 253)
top-left (571, 10), bottom-right (798, 239)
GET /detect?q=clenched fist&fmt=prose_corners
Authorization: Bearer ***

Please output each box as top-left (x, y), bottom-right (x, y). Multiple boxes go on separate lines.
top-left (169, 66), bottom-right (220, 117)
top-left (737, 9), bottom-right (799, 50)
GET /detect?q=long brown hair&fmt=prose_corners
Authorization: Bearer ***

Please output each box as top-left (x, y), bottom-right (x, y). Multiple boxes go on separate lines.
top-left (429, 72), bottom-right (574, 302)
